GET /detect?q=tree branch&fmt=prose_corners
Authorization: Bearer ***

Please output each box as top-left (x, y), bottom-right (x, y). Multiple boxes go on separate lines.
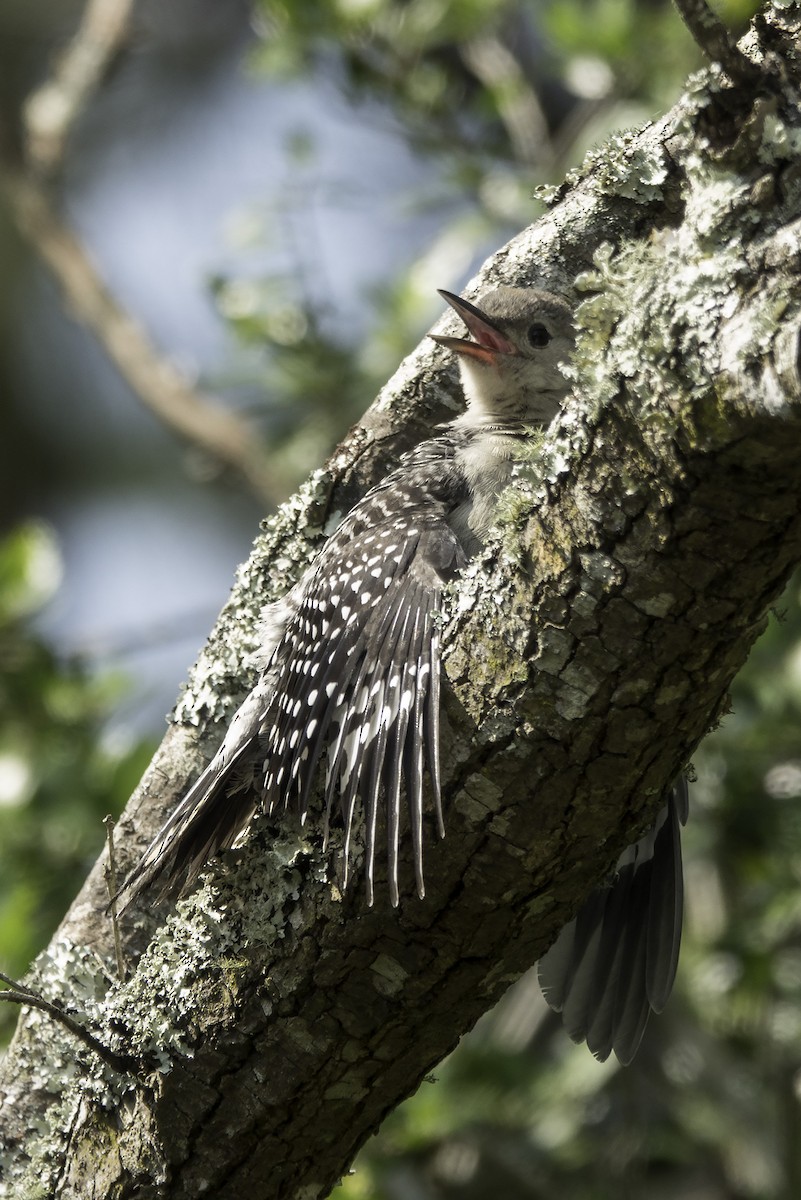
top-left (673, 0), bottom-right (763, 83)
top-left (1, 3), bottom-right (800, 1195)
top-left (460, 35), bottom-right (553, 168)
top-left (0, 972), bottom-right (140, 1076)
top-left (23, 0), bottom-right (136, 176)
top-left (1, 170), bottom-right (282, 507)
top-left (1, 0), bottom-right (283, 507)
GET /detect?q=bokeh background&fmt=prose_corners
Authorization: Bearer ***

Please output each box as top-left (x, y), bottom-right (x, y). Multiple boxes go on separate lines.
top-left (6, 1), bottom-right (801, 1197)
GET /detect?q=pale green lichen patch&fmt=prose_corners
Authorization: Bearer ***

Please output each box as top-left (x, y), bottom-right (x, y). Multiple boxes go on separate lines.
top-left (569, 76), bottom-right (800, 446)
top-left (681, 157), bottom-right (752, 245)
top-left (98, 834), bottom-right (313, 1073)
top-left (718, 285), bottom-right (795, 406)
top-left (759, 111), bottom-right (801, 163)
top-left (2, 938), bottom-right (146, 1199)
top-left (574, 230), bottom-right (735, 422)
top-left (566, 128), bottom-right (669, 204)
top-left (533, 182), bottom-right (561, 207)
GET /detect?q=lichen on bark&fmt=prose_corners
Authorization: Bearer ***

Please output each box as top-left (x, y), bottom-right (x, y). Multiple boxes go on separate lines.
top-left (4, 4), bottom-right (801, 1197)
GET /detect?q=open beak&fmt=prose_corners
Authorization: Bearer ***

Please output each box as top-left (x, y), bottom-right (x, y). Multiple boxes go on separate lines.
top-left (430, 289), bottom-right (516, 364)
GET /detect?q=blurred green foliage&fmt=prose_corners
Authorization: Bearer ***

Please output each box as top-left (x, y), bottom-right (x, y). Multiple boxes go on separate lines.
top-left (0, 524), bottom-right (153, 1039)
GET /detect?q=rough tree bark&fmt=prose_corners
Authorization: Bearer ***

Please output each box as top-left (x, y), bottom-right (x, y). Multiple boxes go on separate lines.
top-left (2, 3), bottom-right (801, 1196)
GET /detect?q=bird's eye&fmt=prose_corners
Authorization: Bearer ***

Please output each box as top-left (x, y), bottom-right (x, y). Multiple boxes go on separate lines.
top-left (528, 323), bottom-right (552, 348)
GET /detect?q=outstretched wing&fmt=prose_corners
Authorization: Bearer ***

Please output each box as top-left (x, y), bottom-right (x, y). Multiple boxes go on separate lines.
top-left (260, 446), bottom-right (468, 905)
top-left (118, 438), bottom-right (468, 911)
top-left (538, 776), bottom-right (689, 1064)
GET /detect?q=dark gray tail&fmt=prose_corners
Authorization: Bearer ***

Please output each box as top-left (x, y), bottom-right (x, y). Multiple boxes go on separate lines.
top-left (115, 745), bottom-right (259, 913)
top-left (538, 776), bottom-right (688, 1064)
top-left (115, 682), bottom-right (275, 913)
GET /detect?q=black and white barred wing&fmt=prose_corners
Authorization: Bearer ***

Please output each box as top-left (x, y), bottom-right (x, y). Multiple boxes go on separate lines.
top-left (260, 496), bottom-right (466, 906)
top-left (117, 441), bottom-right (468, 912)
top-left (538, 777), bottom-right (688, 1064)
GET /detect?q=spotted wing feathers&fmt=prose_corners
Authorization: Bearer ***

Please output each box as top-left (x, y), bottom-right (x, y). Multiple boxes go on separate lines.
top-left (118, 440), bottom-right (467, 911)
top-left (260, 491), bottom-right (464, 904)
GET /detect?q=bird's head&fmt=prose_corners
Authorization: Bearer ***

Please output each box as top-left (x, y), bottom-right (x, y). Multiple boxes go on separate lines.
top-left (431, 286), bottom-right (575, 426)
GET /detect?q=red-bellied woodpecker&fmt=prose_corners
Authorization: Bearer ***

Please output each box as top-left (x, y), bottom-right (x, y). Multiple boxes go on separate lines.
top-left (118, 285), bottom-right (686, 1064)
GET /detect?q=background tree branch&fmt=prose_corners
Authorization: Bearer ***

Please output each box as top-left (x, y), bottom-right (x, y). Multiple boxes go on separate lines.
top-left (1, 171), bottom-right (284, 507)
top-left (22, 0), bottom-right (135, 176)
top-left (0, 0), bottom-right (283, 508)
top-left (1, 1), bottom-right (801, 1196)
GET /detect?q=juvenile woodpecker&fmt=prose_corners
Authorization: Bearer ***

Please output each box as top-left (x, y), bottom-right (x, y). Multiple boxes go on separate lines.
top-left (118, 285), bottom-right (685, 1064)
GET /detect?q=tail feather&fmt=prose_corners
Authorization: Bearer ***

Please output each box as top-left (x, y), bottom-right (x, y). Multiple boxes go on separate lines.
top-left (538, 777), bottom-right (688, 1063)
top-left (116, 682), bottom-right (273, 912)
